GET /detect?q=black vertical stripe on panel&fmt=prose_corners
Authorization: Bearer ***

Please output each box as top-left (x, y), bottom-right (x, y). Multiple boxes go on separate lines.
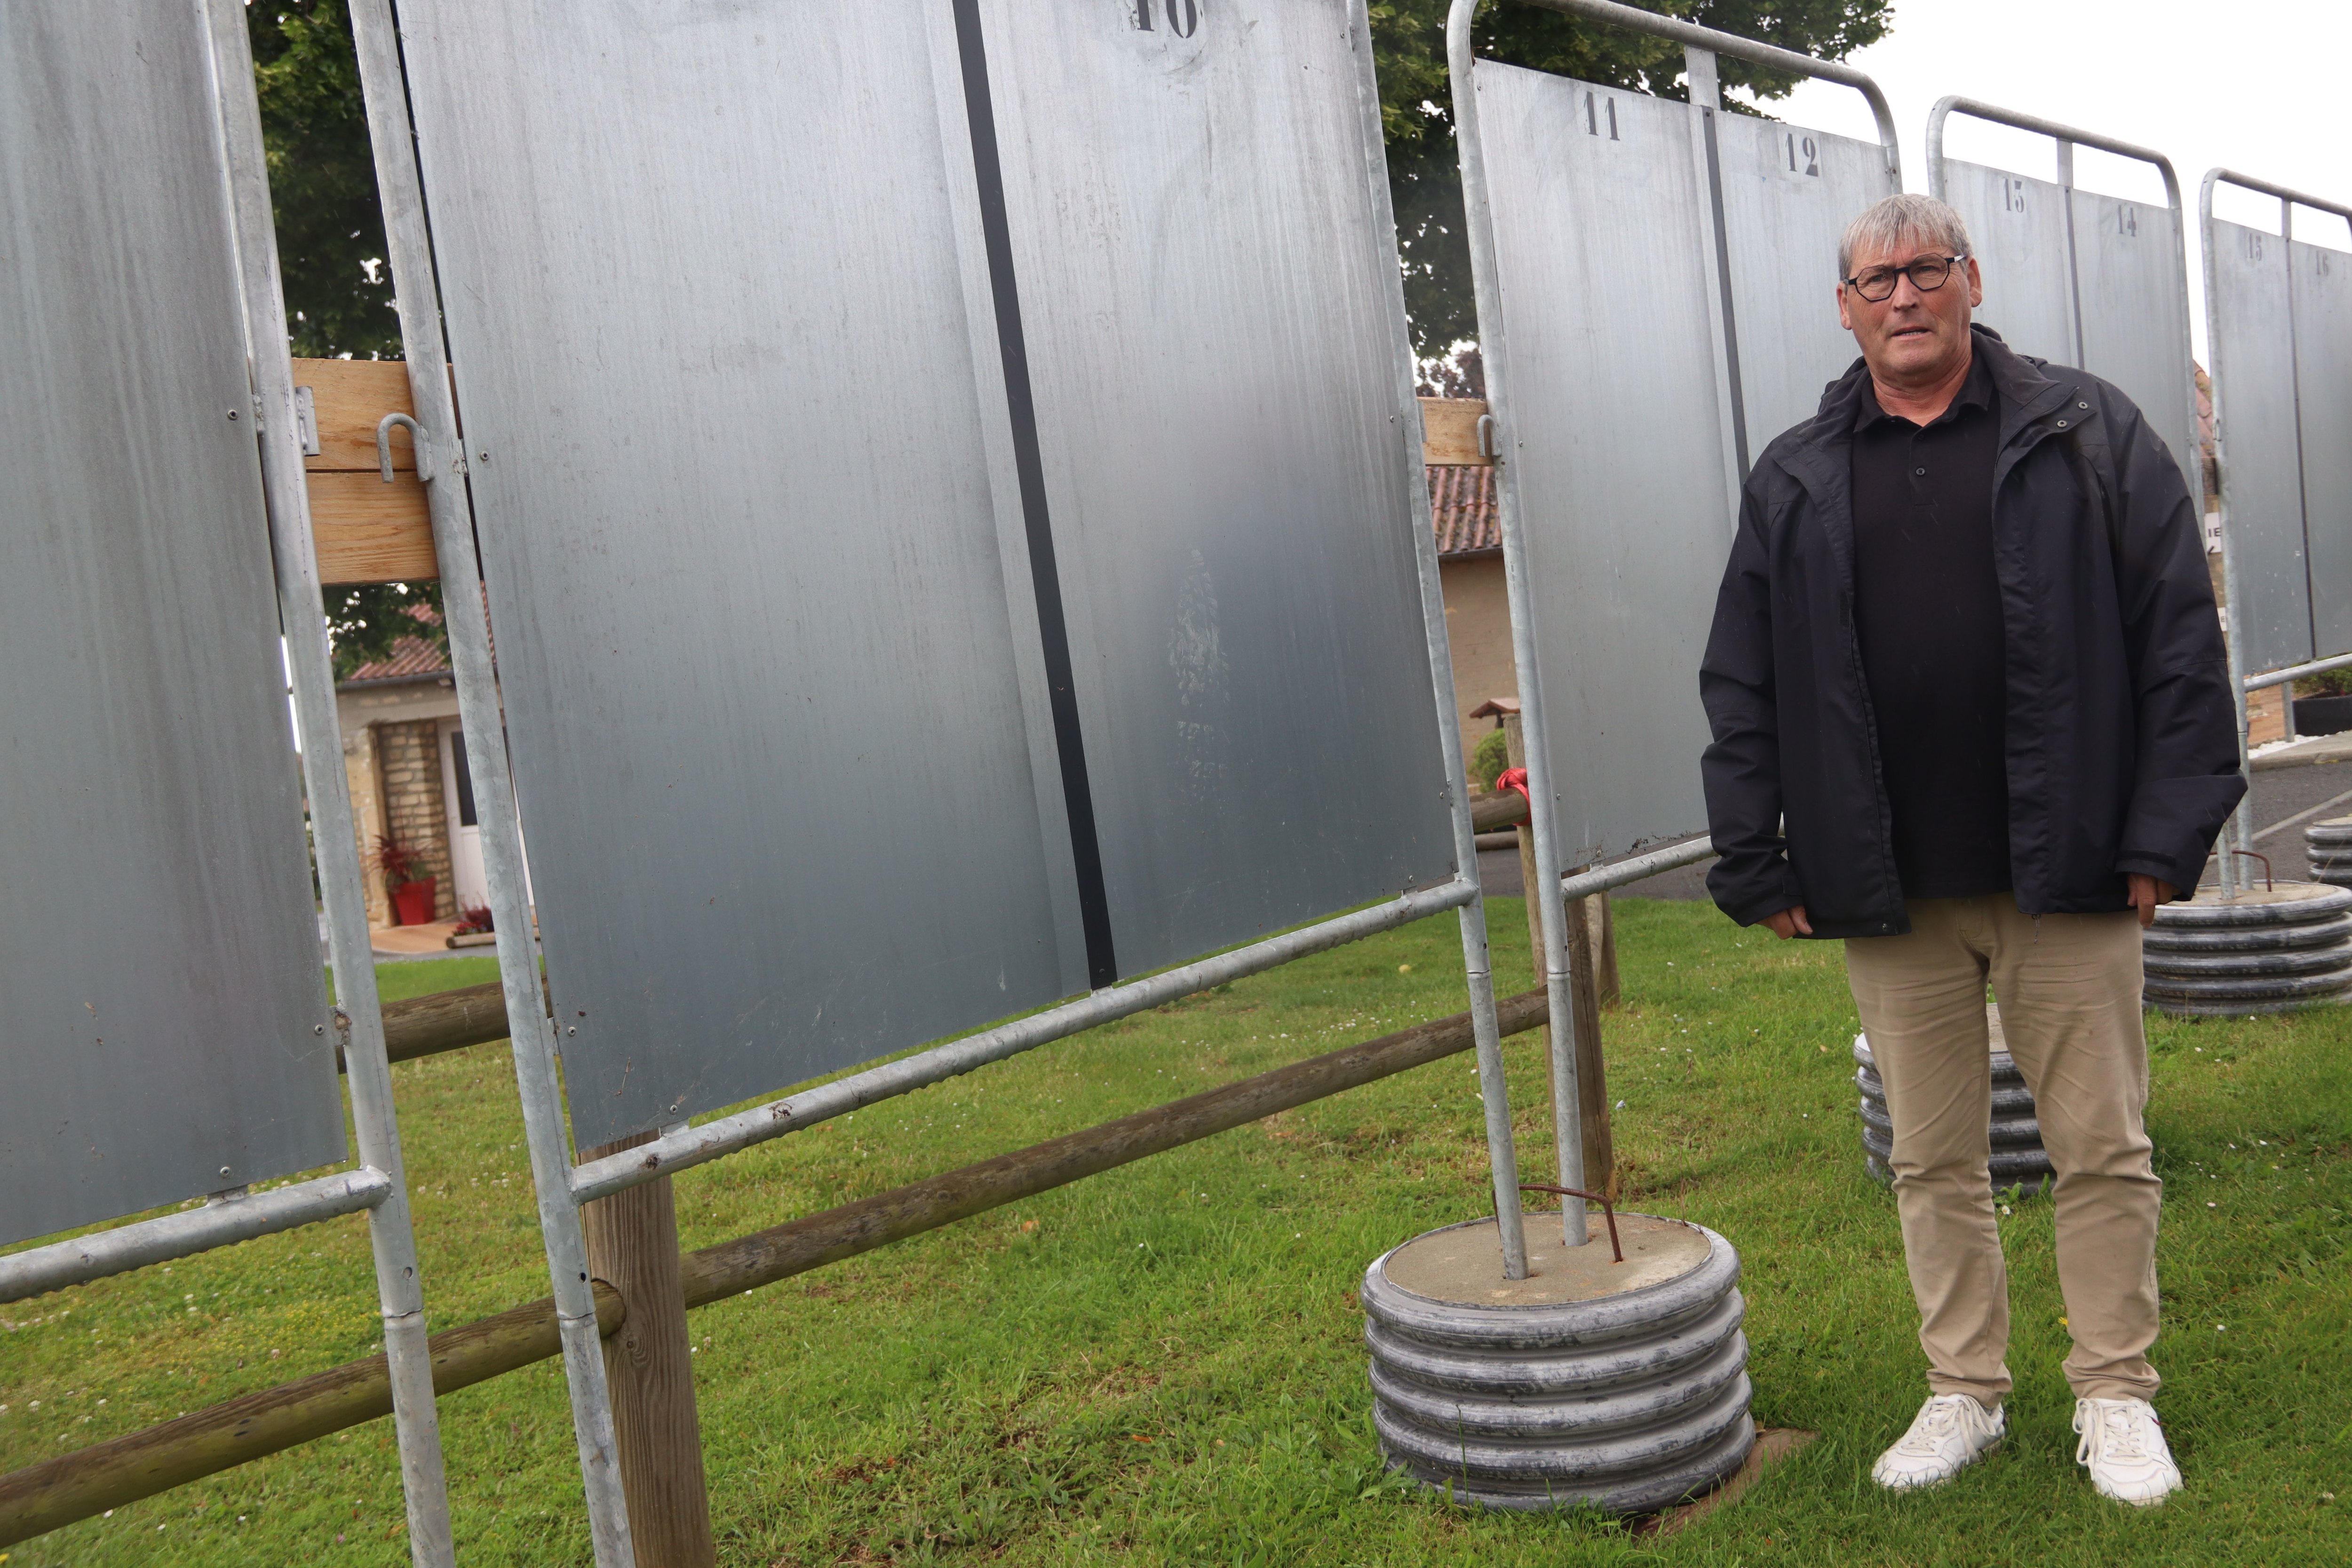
top-left (2285, 239), bottom-right (2320, 659)
top-left (951, 0), bottom-right (1119, 990)
top-left (1700, 108), bottom-right (1752, 477)
top-left (2060, 176), bottom-right (2088, 371)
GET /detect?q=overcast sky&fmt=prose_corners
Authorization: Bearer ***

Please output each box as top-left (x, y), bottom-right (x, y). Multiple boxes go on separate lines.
top-left (1775, 0), bottom-right (2351, 363)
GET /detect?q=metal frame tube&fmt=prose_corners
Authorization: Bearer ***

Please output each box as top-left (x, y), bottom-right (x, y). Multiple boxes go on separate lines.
top-left (1927, 97), bottom-right (2184, 209)
top-left (1342, 0), bottom-right (1525, 1278)
top-left (0, 1171), bottom-right (390, 1305)
top-left (343, 3), bottom-right (636, 1562)
top-left (1929, 99), bottom-right (2217, 885)
top-left (1451, 0), bottom-right (1890, 1248)
top-left (199, 7), bottom-right (459, 1562)
top-left (571, 878), bottom-right (1479, 1203)
top-left (2247, 650), bottom-right (2352, 690)
top-left (1513, 0), bottom-right (1900, 184)
top-left (1449, 0), bottom-right (1581, 1251)
top-left (1558, 838), bottom-right (1719, 902)
top-left (2201, 169), bottom-right (2352, 889)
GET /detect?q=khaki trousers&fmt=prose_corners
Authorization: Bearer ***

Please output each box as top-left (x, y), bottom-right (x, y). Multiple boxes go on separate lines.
top-left (1844, 896), bottom-right (2161, 1404)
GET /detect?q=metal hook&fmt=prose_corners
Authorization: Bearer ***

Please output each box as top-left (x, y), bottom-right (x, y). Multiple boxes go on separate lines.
top-left (1517, 1183), bottom-right (1623, 1263)
top-left (1476, 412), bottom-right (1499, 461)
top-left (376, 412), bottom-right (431, 483)
top-left (2230, 848), bottom-right (2274, 892)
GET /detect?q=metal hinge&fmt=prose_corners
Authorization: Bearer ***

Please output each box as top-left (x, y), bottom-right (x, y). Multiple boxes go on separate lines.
top-left (294, 385), bottom-right (321, 456)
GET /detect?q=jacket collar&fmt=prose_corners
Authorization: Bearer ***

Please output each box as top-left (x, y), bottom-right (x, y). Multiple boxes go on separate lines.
top-left (1762, 324), bottom-right (2093, 583)
top-left (1971, 324), bottom-right (2083, 446)
top-left (1770, 324), bottom-right (2084, 492)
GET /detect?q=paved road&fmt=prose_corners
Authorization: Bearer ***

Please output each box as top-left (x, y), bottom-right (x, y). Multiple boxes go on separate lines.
top-left (1476, 755), bottom-right (2352, 907)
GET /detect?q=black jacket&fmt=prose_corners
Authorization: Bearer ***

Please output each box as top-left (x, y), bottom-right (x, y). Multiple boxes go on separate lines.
top-left (1699, 326), bottom-right (2244, 937)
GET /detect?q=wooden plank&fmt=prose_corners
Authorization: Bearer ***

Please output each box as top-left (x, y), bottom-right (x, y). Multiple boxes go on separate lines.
top-left (306, 470), bottom-right (438, 585)
top-left (1419, 397), bottom-right (1492, 466)
top-left (292, 358), bottom-right (416, 471)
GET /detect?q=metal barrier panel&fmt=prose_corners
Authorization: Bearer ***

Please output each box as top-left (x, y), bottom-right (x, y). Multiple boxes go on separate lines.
top-left (972, 0), bottom-right (1455, 977)
top-left (1714, 116), bottom-right (1892, 451)
top-left (390, 0), bottom-right (1077, 1146)
top-left (2073, 191), bottom-right (2200, 488)
top-left (0, 3), bottom-right (344, 1244)
top-left (2209, 219), bottom-right (2313, 673)
top-left (1939, 160), bottom-right (2078, 368)
top-left (2293, 239), bottom-right (2352, 657)
top-left (1475, 63), bottom-right (1730, 861)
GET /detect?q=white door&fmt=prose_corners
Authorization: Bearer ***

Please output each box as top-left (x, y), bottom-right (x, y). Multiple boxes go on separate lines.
top-left (439, 719), bottom-right (490, 912)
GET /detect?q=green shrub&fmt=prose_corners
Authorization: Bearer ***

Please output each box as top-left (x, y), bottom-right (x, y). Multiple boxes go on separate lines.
top-left (1470, 725), bottom-right (1511, 792)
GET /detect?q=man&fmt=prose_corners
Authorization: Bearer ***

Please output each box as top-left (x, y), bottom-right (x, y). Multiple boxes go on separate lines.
top-left (1699, 193), bottom-right (2243, 1506)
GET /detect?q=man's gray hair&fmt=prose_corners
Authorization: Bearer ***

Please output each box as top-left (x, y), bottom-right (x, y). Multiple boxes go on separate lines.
top-left (1838, 193), bottom-right (1974, 280)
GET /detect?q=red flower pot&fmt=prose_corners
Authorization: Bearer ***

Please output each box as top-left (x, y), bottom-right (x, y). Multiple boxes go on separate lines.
top-left (390, 877), bottom-right (438, 927)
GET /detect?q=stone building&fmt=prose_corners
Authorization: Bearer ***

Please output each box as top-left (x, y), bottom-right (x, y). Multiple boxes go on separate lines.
top-left (1429, 462), bottom-right (1516, 765)
top-left (336, 616), bottom-right (484, 928)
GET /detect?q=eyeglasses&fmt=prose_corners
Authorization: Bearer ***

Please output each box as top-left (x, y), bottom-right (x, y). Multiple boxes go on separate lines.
top-left (1843, 255), bottom-right (1967, 303)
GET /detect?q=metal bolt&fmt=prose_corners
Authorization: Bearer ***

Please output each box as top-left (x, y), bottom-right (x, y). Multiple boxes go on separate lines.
top-left (313, 1024), bottom-right (326, 1035)
top-left (477, 451), bottom-right (490, 462)
top-left (567, 1025), bottom-right (577, 1035)
top-left (226, 410), bottom-right (238, 421)
top-left (219, 1166), bottom-right (231, 1178)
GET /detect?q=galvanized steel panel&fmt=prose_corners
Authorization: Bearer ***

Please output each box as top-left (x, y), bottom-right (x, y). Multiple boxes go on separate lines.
top-left (970, 0), bottom-right (1456, 977)
top-left (0, 3), bottom-right (343, 1244)
top-left (2071, 191), bottom-right (2198, 494)
top-left (1713, 115), bottom-right (1892, 452)
top-left (1941, 159), bottom-right (2078, 368)
top-left (1476, 64), bottom-right (1730, 861)
top-left (2293, 239), bottom-right (2352, 657)
top-left (2208, 219), bottom-right (2313, 675)
top-left (390, 0), bottom-right (1076, 1146)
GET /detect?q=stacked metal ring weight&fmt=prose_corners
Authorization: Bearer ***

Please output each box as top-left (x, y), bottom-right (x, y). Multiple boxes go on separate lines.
top-left (1853, 1024), bottom-right (2053, 1193)
top-left (2141, 880), bottom-right (2352, 1017)
top-left (2307, 815), bottom-right (2352, 890)
top-left (1361, 1216), bottom-right (1753, 1515)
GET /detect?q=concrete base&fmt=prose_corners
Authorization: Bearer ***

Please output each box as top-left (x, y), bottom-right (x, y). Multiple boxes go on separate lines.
top-left (1364, 1213), bottom-right (1753, 1516)
top-left (1382, 1212), bottom-right (1708, 1308)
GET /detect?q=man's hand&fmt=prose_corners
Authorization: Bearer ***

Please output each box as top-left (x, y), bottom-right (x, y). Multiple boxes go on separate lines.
top-left (1762, 904), bottom-right (1813, 940)
top-left (2127, 874), bottom-right (2177, 929)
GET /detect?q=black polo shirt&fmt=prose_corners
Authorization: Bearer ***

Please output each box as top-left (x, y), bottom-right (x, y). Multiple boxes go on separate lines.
top-left (1850, 350), bottom-right (2010, 899)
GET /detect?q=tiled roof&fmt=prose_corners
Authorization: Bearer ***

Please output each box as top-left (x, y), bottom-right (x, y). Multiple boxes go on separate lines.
top-left (342, 602), bottom-right (452, 686)
top-left (1430, 463), bottom-right (1498, 557)
top-left (342, 635), bottom-right (452, 685)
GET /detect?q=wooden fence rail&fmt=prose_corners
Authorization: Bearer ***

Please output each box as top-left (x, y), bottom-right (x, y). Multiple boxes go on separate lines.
top-left (0, 988), bottom-right (1547, 1546)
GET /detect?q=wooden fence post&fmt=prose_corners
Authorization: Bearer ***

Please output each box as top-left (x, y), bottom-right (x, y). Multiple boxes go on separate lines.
top-left (1500, 716), bottom-right (1614, 1197)
top-left (1500, 716), bottom-right (1547, 985)
top-left (581, 1131), bottom-right (714, 1568)
top-left (1557, 886), bottom-right (1615, 1197)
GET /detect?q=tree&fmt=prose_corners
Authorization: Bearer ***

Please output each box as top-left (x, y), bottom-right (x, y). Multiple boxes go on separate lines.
top-left (1368, 0), bottom-right (1893, 373)
top-left (248, 1), bottom-right (397, 360)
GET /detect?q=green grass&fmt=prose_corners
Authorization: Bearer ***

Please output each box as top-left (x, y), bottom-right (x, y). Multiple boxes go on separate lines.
top-left (3, 903), bottom-right (2348, 1565)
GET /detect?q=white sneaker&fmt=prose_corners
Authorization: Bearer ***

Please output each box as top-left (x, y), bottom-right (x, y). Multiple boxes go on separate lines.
top-left (2074, 1397), bottom-right (2181, 1506)
top-left (1871, 1393), bottom-right (2005, 1491)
